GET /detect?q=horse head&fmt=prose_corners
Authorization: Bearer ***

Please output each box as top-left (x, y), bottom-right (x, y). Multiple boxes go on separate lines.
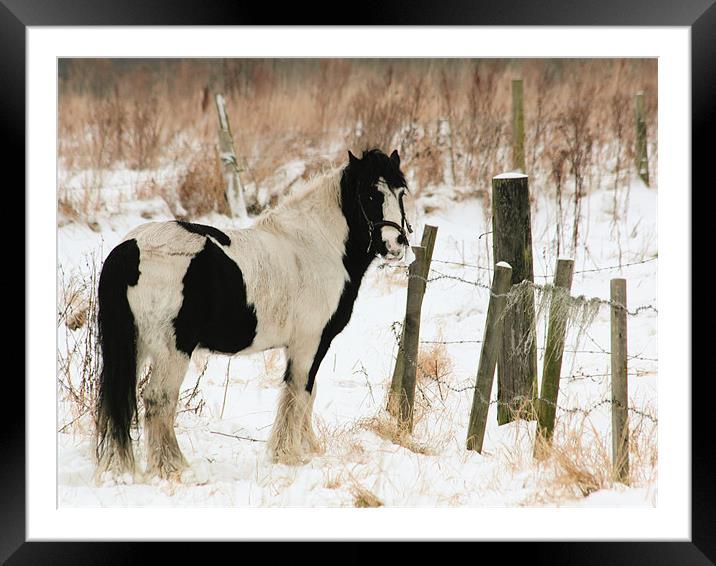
top-left (345, 148), bottom-right (413, 260)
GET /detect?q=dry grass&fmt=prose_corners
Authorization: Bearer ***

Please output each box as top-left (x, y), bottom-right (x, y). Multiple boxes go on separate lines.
top-left (57, 258), bottom-right (101, 435)
top-left (542, 418), bottom-right (612, 498)
top-left (174, 146), bottom-right (229, 218)
top-left (58, 58), bottom-right (657, 225)
top-left (417, 334), bottom-right (454, 386)
top-left (358, 411), bottom-right (435, 456)
top-left (58, 196), bottom-right (82, 227)
top-left (323, 471), bottom-right (343, 490)
top-left (523, 407), bottom-right (657, 505)
top-left (351, 484), bottom-right (383, 508)
top-left (314, 417), bottom-right (369, 463)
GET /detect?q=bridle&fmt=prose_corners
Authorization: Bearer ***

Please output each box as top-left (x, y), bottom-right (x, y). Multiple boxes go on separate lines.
top-left (357, 188), bottom-right (413, 253)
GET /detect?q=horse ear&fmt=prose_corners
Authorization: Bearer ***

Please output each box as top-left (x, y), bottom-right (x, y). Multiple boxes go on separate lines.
top-left (348, 150), bottom-right (359, 165)
top-left (390, 149), bottom-right (400, 166)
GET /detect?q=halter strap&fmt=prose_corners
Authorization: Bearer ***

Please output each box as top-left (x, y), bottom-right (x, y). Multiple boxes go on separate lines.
top-left (357, 190), bottom-right (413, 252)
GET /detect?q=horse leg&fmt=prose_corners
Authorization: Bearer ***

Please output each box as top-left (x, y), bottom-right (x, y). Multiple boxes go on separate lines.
top-left (143, 348), bottom-right (190, 479)
top-left (300, 384), bottom-right (322, 454)
top-left (268, 341), bottom-right (323, 464)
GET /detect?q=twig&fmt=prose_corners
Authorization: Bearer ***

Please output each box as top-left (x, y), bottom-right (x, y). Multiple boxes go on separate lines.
top-left (209, 430), bottom-right (266, 443)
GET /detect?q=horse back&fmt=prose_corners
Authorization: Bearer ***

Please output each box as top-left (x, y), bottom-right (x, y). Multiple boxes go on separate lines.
top-left (122, 220), bottom-right (345, 357)
top-left (124, 221), bottom-right (258, 356)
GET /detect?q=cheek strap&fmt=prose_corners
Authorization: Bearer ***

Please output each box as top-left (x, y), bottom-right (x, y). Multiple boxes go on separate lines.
top-left (358, 192), bottom-right (414, 252)
top-left (372, 220), bottom-right (409, 245)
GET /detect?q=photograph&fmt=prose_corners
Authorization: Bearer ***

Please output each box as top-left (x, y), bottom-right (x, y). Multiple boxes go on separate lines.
top-left (56, 57), bottom-right (659, 509)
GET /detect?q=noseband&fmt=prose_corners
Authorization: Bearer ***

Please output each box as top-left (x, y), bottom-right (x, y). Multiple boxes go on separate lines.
top-left (358, 189), bottom-right (413, 253)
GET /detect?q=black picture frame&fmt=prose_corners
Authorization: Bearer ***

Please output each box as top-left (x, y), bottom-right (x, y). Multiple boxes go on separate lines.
top-left (6, 1), bottom-right (709, 563)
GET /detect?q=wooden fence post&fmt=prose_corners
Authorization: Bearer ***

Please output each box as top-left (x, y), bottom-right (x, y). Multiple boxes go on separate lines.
top-left (534, 258), bottom-right (575, 457)
top-left (635, 92), bottom-right (650, 187)
top-left (466, 262), bottom-right (513, 452)
top-left (610, 278), bottom-right (630, 483)
top-left (215, 93), bottom-right (248, 220)
top-left (511, 79), bottom-right (526, 173)
top-left (492, 172), bottom-right (538, 424)
top-left (397, 246), bottom-right (426, 432)
top-left (388, 225), bottom-right (438, 415)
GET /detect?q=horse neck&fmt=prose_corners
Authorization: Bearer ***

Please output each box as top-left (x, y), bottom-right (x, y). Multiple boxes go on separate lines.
top-left (256, 167), bottom-right (376, 283)
top-left (307, 170), bottom-right (375, 283)
top-left (339, 179), bottom-right (376, 284)
top-left (257, 169), bottom-right (347, 255)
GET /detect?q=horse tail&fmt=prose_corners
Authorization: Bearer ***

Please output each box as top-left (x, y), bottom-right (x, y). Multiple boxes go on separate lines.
top-left (95, 238), bottom-right (141, 474)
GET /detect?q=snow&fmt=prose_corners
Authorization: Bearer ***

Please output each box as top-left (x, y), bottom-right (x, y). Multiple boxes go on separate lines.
top-left (494, 172), bottom-right (528, 179)
top-left (57, 170), bottom-right (658, 509)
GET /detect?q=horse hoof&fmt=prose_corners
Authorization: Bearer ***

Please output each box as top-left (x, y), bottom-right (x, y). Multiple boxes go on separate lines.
top-left (270, 449), bottom-right (310, 466)
top-left (96, 469), bottom-right (138, 486)
top-left (180, 462), bottom-right (210, 485)
top-left (145, 458), bottom-right (188, 482)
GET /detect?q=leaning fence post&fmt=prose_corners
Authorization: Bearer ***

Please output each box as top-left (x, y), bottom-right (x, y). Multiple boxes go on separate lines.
top-left (634, 92), bottom-right (650, 187)
top-left (511, 79), bottom-right (526, 173)
top-left (397, 246), bottom-right (426, 432)
top-left (534, 258), bottom-right (575, 458)
top-left (466, 262), bottom-right (513, 453)
top-left (610, 278), bottom-right (630, 483)
top-left (492, 172), bottom-right (538, 424)
top-left (215, 93), bottom-right (248, 220)
top-left (388, 225), bottom-right (438, 416)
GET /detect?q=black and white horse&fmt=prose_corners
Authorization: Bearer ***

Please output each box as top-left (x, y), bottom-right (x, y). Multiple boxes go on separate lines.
top-left (95, 148), bottom-right (412, 479)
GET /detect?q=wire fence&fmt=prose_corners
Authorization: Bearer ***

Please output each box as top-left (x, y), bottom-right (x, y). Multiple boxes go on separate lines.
top-left (386, 247), bottom-right (658, 427)
top-left (418, 335), bottom-right (658, 364)
top-left (388, 320), bottom-right (658, 425)
top-left (392, 267), bottom-right (658, 317)
top-left (419, 255), bottom-right (657, 278)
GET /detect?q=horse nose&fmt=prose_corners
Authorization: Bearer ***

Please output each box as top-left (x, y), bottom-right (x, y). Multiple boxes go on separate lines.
top-left (385, 238), bottom-right (405, 258)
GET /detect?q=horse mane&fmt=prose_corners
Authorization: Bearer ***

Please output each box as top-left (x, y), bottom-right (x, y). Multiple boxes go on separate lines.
top-left (256, 166), bottom-right (344, 235)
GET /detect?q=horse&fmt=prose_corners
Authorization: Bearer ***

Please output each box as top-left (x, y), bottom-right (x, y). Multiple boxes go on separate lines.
top-left (94, 148), bottom-right (413, 480)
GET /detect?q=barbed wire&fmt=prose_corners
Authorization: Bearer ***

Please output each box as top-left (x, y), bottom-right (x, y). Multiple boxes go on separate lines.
top-left (573, 256), bottom-right (657, 274)
top-left (580, 332), bottom-right (658, 363)
top-left (426, 255), bottom-right (657, 278)
top-left (410, 353), bottom-right (657, 423)
top-left (379, 262), bottom-right (658, 319)
top-left (419, 336), bottom-right (658, 363)
top-left (412, 270), bottom-right (658, 317)
top-left (389, 323), bottom-right (658, 424)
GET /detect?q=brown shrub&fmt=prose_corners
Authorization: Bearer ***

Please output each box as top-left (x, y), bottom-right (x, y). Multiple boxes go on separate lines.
top-left (176, 147), bottom-right (229, 218)
top-left (417, 338), bottom-right (454, 386)
top-left (57, 58), bottom-right (658, 224)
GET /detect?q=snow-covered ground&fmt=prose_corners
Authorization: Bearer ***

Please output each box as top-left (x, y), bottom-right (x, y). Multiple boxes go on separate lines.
top-left (57, 173), bottom-right (657, 508)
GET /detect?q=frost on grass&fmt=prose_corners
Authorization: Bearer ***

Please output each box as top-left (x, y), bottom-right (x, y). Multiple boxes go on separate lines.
top-left (501, 280), bottom-right (601, 361)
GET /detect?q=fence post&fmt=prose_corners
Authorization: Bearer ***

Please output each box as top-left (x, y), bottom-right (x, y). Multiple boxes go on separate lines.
top-left (466, 262), bottom-right (513, 453)
top-left (214, 93), bottom-right (248, 220)
top-left (492, 172), bottom-right (538, 424)
top-left (610, 278), bottom-right (630, 483)
top-left (534, 258), bottom-right (575, 457)
top-left (511, 79), bottom-right (526, 173)
top-left (388, 225), bottom-right (438, 416)
top-left (397, 246), bottom-right (426, 432)
top-left (634, 92), bottom-right (650, 187)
